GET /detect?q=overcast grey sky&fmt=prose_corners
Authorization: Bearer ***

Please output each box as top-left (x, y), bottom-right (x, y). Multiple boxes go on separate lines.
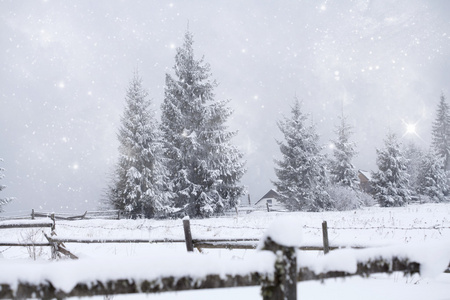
top-left (1, 0), bottom-right (449, 214)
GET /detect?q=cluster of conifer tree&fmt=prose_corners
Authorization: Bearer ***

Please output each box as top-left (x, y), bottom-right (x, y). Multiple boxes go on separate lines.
top-left (107, 30), bottom-right (449, 216)
top-left (106, 31), bottom-right (245, 218)
top-left (273, 94), bottom-right (450, 211)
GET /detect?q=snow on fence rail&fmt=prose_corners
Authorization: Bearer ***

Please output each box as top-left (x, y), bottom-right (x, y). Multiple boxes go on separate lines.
top-left (0, 219), bottom-right (54, 230)
top-left (0, 209), bottom-right (122, 221)
top-left (1, 218), bottom-right (449, 300)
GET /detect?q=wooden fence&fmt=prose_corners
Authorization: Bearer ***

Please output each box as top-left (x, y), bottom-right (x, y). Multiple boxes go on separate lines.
top-left (38, 218), bottom-right (337, 253)
top-left (0, 225), bottom-right (437, 300)
top-left (0, 217), bottom-right (439, 258)
top-left (1, 218), bottom-right (449, 299)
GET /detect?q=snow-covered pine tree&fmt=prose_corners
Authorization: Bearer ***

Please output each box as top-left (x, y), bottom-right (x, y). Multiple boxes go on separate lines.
top-left (329, 115), bottom-right (358, 189)
top-left (432, 93), bottom-right (450, 171)
top-left (273, 98), bottom-right (332, 212)
top-left (416, 149), bottom-right (449, 202)
top-left (107, 72), bottom-right (171, 218)
top-left (371, 133), bottom-right (412, 207)
top-left (160, 31), bottom-right (246, 218)
top-left (402, 142), bottom-right (424, 195)
top-left (0, 158), bottom-right (12, 213)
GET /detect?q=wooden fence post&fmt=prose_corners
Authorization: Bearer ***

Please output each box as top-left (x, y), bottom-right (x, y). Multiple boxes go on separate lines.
top-left (43, 234), bottom-right (58, 260)
top-left (322, 221), bottom-right (329, 254)
top-left (31, 209), bottom-right (35, 220)
top-left (261, 237), bottom-right (297, 300)
top-left (183, 217), bottom-right (194, 252)
top-left (50, 213), bottom-right (56, 233)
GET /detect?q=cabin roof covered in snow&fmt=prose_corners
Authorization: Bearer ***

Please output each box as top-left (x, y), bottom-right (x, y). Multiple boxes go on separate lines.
top-left (358, 170), bottom-right (372, 181)
top-left (254, 189), bottom-right (281, 205)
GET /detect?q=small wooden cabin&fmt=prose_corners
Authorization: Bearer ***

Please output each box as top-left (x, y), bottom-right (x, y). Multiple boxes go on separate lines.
top-left (254, 189), bottom-right (286, 211)
top-left (358, 170), bottom-right (373, 194)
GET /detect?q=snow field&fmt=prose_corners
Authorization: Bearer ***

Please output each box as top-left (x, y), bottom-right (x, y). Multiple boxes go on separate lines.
top-left (0, 203), bottom-right (449, 299)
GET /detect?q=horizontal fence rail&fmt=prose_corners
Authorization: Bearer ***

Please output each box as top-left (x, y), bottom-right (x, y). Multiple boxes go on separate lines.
top-left (0, 242), bottom-right (51, 247)
top-left (0, 222), bottom-right (53, 229)
top-left (0, 209), bottom-right (121, 221)
top-left (0, 273), bottom-right (263, 299)
top-left (47, 237), bottom-right (186, 244)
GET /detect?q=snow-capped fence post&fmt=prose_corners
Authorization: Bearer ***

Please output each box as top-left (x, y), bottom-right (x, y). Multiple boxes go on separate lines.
top-left (322, 221), bottom-right (329, 254)
top-left (183, 217), bottom-right (194, 252)
top-left (50, 213), bottom-right (56, 232)
top-left (260, 218), bottom-right (300, 300)
top-left (261, 237), bottom-right (297, 300)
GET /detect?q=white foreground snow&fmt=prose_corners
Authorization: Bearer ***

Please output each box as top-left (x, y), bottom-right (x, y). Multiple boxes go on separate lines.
top-left (0, 203), bottom-right (449, 299)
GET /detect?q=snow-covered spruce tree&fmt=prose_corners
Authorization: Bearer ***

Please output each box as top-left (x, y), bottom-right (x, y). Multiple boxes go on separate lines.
top-left (432, 93), bottom-right (450, 171)
top-left (371, 133), bottom-right (412, 207)
top-left (273, 99), bottom-right (332, 212)
top-left (416, 149), bottom-right (449, 202)
top-left (107, 72), bottom-right (171, 218)
top-left (0, 158), bottom-right (12, 213)
top-left (402, 142), bottom-right (424, 195)
top-left (329, 115), bottom-right (358, 189)
top-left (160, 31), bottom-right (246, 218)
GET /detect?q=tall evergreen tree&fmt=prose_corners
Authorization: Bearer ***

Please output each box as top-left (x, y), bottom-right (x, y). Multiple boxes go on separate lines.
top-left (371, 133), bottom-right (412, 207)
top-left (0, 158), bottom-right (12, 213)
top-left (160, 31), bottom-right (246, 218)
top-left (432, 93), bottom-right (450, 171)
top-left (416, 149), bottom-right (448, 202)
top-left (273, 99), bottom-right (332, 212)
top-left (329, 115), bottom-right (358, 189)
top-left (107, 72), bottom-right (170, 218)
top-left (402, 142), bottom-right (424, 194)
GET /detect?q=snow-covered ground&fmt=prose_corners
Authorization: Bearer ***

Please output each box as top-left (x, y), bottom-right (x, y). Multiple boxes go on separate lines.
top-left (0, 203), bottom-right (449, 299)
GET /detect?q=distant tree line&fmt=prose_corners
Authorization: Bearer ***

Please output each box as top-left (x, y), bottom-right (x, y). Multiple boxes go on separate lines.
top-left (273, 93), bottom-right (450, 211)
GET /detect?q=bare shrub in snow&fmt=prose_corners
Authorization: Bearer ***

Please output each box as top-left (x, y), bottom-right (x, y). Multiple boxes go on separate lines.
top-left (20, 229), bottom-right (44, 260)
top-left (327, 185), bottom-right (361, 211)
top-left (358, 191), bottom-right (376, 207)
